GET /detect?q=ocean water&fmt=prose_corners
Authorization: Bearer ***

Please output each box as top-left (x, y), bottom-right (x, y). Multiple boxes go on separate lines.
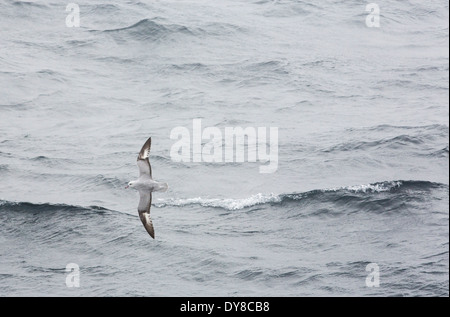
top-left (0, 0), bottom-right (448, 296)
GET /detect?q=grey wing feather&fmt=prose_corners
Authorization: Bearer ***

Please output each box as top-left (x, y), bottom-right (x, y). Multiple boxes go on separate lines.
top-left (137, 159), bottom-right (152, 179)
top-left (137, 137), bottom-right (152, 179)
top-left (138, 191), bottom-right (154, 239)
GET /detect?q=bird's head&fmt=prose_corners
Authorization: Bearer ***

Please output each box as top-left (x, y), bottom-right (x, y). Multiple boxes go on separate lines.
top-left (125, 181), bottom-right (135, 189)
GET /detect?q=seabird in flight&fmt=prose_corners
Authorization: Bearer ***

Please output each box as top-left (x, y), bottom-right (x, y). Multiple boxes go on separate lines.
top-left (126, 137), bottom-right (168, 239)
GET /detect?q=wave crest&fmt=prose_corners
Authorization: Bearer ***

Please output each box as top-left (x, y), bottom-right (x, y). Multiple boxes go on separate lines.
top-left (1, 180), bottom-right (445, 214)
top-left (0, 200), bottom-right (109, 214)
top-left (155, 193), bottom-right (282, 211)
top-left (156, 180), bottom-right (446, 211)
top-left (101, 18), bottom-right (193, 41)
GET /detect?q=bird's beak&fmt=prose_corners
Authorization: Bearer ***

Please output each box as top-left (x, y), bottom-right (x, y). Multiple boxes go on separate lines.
top-left (125, 185), bottom-right (129, 189)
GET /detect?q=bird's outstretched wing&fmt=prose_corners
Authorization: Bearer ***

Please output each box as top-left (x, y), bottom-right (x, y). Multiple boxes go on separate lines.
top-left (138, 190), bottom-right (154, 239)
top-left (137, 137), bottom-right (152, 179)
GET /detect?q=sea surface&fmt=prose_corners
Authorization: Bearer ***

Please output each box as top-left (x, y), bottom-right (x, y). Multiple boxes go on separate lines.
top-left (0, 0), bottom-right (448, 296)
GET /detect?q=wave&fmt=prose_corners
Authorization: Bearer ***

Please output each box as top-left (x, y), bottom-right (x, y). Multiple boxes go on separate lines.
top-left (9, 0), bottom-right (48, 8)
top-left (322, 135), bottom-right (425, 153)
top-left (155, 192), bottom-right (282, 211)
top-left (0, 200), bottom-right (109, 214)
top-left (428, 146), bottom-right (449, 158)
top-left (321, 124), bottom-right (448, 155)
top-left (1, 181), bottom-right (446, 215)
top-left (74, 174), bottom-right (126, 190)
top-left (155, 180), bottom-right (448, 211)
top-left (363, 124), bottom-right (448, 133)
top-left (100, 18), bottom-right (193, 41)
top-left (97, 18), bottom-right (244, 42)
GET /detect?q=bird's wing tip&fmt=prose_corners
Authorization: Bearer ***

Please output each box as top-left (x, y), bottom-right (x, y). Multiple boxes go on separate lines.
top-left (137, 137), bottom-right (152, 160)
top-left (139, 211), bottom-right (155, 239)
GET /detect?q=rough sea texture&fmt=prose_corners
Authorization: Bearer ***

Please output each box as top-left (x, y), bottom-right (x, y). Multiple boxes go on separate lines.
top-left (0, 0), bottom-right (448, 296)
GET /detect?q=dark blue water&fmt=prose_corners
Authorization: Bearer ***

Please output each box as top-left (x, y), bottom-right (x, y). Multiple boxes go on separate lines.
top-left (0, 0), bottom-right (448, 296)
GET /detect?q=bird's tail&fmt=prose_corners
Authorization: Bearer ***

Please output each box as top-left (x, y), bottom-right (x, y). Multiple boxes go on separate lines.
top-left (156, 182), bottom-right (169, 192)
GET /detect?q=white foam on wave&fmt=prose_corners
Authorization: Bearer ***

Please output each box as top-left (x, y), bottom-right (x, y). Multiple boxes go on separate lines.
top-left (155, 193), bottom-right (281, 211)
top-left (154, 181), bottom-right (404, 210)
top-left (342, 181), bottom-right (403, 193)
